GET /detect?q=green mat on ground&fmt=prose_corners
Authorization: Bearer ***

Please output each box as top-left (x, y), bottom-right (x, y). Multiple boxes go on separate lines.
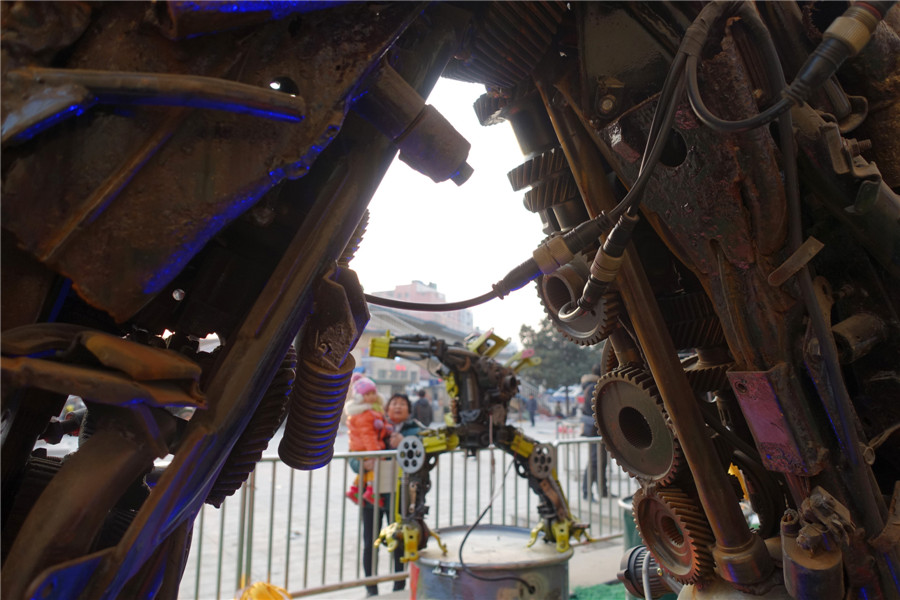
top-left (571, 582), bottom-right (627, 599)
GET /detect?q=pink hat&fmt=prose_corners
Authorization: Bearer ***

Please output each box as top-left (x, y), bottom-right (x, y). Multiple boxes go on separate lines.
top-left (354, 377), bottom-right (377, 396)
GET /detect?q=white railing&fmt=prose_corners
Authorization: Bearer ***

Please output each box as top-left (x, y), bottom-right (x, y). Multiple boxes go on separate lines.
top-left (179, 437), bottom-right (638, 599)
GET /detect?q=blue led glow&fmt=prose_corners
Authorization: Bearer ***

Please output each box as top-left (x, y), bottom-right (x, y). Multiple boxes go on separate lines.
top-left (175, 1), bottom-right (348, 20)
top-left (7, 103), bottom-right (89, 145)
top-left (886, 552), bottom-right (900, 594)
top-left (46, 279), bottom-right (72, 323)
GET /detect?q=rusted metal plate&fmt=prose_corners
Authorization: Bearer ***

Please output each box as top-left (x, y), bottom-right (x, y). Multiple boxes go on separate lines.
top-left (1, 2), bottom-right (420, 322)
top-left (2, 356), bottom-right (205, 408)
top-left (728, 365), bottom-right (826, 475)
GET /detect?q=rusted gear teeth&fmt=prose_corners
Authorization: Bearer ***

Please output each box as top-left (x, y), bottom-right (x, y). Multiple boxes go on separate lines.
top-left (656, 291), bottom-right (726, 351)
top-left (632, 486), bottom-right (716, 585)
top-left (593, 366), bottom-right (682, 485)
top-left (338, 209), bottom-right (368, 267)
top-left (443, 2), bottom-right (568, 89)
top-left (474, 92), bottom-right (508, 126)
top-left (683, 361), bottom-right (730, 395)
top-left (508, 147), bottom-right (580, 212)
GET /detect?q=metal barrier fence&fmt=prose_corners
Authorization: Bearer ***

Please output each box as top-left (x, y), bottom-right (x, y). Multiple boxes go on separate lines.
top-left (179, 436), bottom-right (638, 599)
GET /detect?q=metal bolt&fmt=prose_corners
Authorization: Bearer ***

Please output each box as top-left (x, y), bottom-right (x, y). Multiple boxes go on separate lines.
top-left (172, 289), bottom-right (185, 301)
top-left (598, 94), bottom-right (617, 115)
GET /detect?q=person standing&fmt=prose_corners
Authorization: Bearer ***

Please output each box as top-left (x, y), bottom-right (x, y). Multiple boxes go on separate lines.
top-left (345, 377), bottom-right (392, 505)
top-left (412, 389), bottom-right (433, 426)
top-left (581, 363), bottom-right (610, 500)
top-left (360, 393), bottom-right (424, 596)
top-left (526, 394), bottom-right (537, 426)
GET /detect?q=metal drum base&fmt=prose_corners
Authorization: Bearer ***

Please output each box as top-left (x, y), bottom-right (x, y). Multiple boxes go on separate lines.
top-left (416, 525), bottom-right (573, 600)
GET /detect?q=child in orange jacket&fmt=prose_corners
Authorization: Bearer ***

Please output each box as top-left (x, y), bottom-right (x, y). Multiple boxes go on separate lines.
top-left (345, 376), bottom-right (392, 504)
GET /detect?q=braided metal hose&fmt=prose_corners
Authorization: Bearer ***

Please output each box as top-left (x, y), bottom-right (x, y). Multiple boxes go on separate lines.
top-left (206, 347), bottom-right (296, 507)
top-left (278, 353), bottom-right (355, 471)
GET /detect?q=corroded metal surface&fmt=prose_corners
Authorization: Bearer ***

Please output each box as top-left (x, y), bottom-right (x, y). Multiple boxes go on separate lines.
top-left (2, 2), bottom-right (420, 321)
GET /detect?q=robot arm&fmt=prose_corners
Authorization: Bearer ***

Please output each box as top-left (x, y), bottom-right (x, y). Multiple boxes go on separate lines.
top-left (371, 331), bottom-right (587, 562)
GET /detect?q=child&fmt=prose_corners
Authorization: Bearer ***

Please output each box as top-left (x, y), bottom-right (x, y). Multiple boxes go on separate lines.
top-left (345, 376), bottom-right (392, 505)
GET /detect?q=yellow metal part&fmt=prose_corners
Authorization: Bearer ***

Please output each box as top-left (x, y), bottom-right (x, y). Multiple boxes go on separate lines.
top-left (401, 524), bottom-right (420, 563)
top-left (729, 463), bottom-right (750, 501)
top-left (430, 528), bottom-right (449, 555)
top-left (504, 348), bottom-right (542, 373)
top-left (422, 430), bottom-right (459, 454)
top-left (510, 432), bottom-right (535, 458)
top-left (445, 372), bottom-right (458, 400)
top-left (466, 329), bottom-right (509, 357)
top-left (369, 331), bottom-right (394, 359)
top-left (527, 523), bottom-right (543, 548)
top-left (552, 521), bottom-right (570, 553)
top-left (376, 522), bottom-right (401, 553)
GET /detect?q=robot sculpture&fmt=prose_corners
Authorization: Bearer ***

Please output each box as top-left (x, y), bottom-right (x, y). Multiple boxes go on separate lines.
top-left (368, 331), bottom-right (590, 563)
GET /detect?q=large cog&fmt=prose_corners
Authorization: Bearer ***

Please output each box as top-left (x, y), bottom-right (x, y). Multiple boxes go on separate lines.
top-left (593, 366), bottom-right (681, 485)
top-left (632, 486), bottom-right (716, 585)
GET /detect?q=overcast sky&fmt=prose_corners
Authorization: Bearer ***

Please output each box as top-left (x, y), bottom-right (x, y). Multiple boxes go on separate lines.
top-left (351, 77), bottom-right (549, 346)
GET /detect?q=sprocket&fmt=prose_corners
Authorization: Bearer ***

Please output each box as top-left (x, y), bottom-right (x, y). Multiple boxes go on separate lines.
top-left (593, 366), bottom-right (682, 485)
top-left (632, 486), bottom-right (716, 585)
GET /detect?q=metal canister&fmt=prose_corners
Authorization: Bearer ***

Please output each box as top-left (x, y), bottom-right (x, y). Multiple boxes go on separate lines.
top-left (415, 525), bottom-right (573, 600)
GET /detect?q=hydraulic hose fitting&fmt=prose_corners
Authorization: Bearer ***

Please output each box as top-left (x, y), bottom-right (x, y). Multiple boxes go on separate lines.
top-left (786, 1), bottom-right (892, 105)
top-left (559, 213), bottom-right (639, 322)
top-left (491, 212), bottom-right (615, 299)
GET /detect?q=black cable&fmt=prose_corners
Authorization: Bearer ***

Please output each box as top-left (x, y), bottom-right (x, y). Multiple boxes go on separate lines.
top-left (608, 53), bottom-right (688, 222)
top-left (686, 55), bottom-right (792, 134)
top-left (457, 458), bottom-right (536, 593)
top-left (364, 290), bottom-right (497, 312)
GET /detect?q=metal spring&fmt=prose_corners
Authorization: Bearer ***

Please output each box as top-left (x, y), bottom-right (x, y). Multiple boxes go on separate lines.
top-left (206, 347), bottom-right (296, 507)
top-left (278, 353), bottom-right (355, 471)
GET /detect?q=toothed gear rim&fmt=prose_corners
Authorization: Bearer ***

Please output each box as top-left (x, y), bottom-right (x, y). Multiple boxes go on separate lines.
top-left (632, 486), bottom-right (716, 585)
top-left (443, 2), bottom-right (568, 89)
top-left (593, 366), bottom-right (681, 484)
top-left (536, 254), bottom-right (621, 346)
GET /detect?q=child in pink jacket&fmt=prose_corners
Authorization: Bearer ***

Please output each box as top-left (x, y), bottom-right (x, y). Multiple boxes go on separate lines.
top-left (345, 376), bottom-right (392, 504)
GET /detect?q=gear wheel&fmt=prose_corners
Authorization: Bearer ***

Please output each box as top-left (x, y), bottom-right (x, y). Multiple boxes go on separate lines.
top-left (632, 486), bottom-right (715, 585)
top-left (593, 366), bottom-right (682, 484)
top-left (338, 209), bottom-right (368, 267)
top-left (508, 147), bottom-right (580, 213)
top-left (474, 92), bottom-right (508, 126)
top-left (537, 256), bottom-right (621, 346)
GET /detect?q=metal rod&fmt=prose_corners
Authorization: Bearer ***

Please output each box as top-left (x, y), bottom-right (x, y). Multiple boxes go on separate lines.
top-left (450, 453), bottom-right (455, 526)
top-left (11, 67), bottom-right (307, 123)
top-left (235, 483), bottom-right (247, 591)
top-left (285, 469), bottom-right (295, 590)
top-left (303, 470), bottom-right (312, 588)
top-left (339, 461), bottom-right (347, 581)
top-left (246, 470), bottom-right (256, 587)
top-left (216, 502), bottom-right (225, 600)
top-left (322, 463), bottom-right (331, 585)
top-left (268, 462), bottom-right (276, 582)
top-left (194, 505), bottom-right (204, 600)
